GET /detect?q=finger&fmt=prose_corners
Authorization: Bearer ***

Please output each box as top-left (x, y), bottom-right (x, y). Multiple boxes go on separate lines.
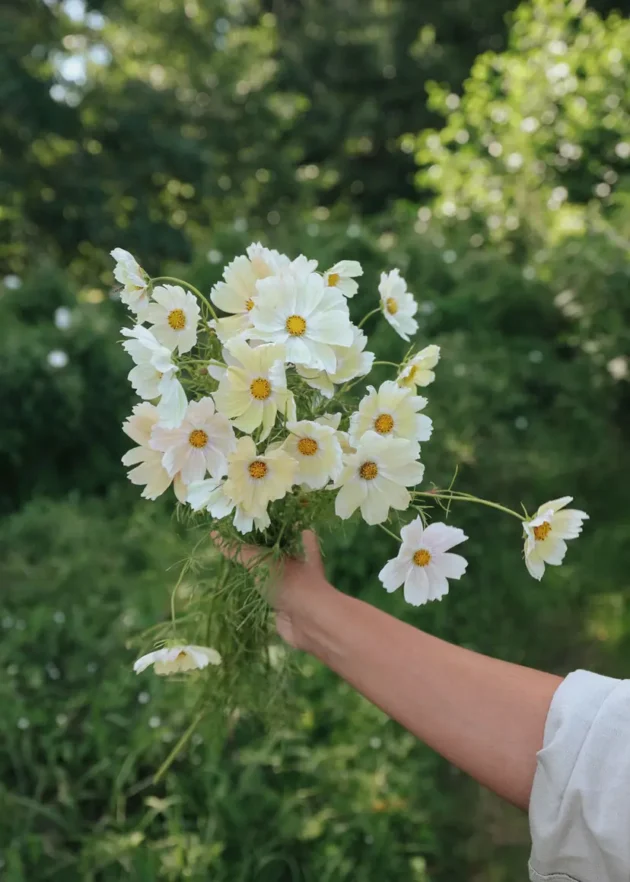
top-left (301, 530), bottom-right (324, 572)
top-left (210, 531), bottom-right (269, 569)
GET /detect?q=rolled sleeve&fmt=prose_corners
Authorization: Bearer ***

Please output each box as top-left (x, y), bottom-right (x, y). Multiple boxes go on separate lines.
top-left (529, 669), bottom-right (630, 882)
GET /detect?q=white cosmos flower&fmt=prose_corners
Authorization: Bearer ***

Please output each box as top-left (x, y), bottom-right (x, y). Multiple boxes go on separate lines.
top-left (223, 436), bottom-right (297, 520)
top-left (349, 381), bottom-right (432, 447)
top-left (121, 326), bottom-right (187, 429)
top-left (212, 339), bottom-right (295, 440)
top-left (187, 478), bottom-right (271, 534)
top-left (209, 244), bottom-right (291, 344)
top-left (134, 644), bottom-right (222, 676)
top-left (296, 326), bottom-right (375, 398)
top-left (150, 397), bottom-right (236, 483)
top-left (283, 419), bottom-right (344, 490)
top-left (379, 269), bottom-right (418, 341)
top-left (111, 248), bottom-right (150, 317)
top-left (335, 431), bottom-right (425, 525)
top-left (523, 496), bottom-right (589, 581)
top-left (145, 284), bottom-right (200, 354)
top-left (398, 345), bottom-right (441, 389)
top-left (323, 260), bottom-right (363, 298)
top-left (250, 271), bottom-right (353, 373)
top-left (379, 519), bottom-right (468, 606)
top-left (122, 402), bottom-right (187, 501)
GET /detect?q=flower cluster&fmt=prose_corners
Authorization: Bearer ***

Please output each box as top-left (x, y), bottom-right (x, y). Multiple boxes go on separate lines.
top-left (113, 244), bottom-right (589, 678)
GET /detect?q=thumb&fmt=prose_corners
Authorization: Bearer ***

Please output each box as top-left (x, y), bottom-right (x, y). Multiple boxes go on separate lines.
top-left (301, 530), bottom-right (324, 574)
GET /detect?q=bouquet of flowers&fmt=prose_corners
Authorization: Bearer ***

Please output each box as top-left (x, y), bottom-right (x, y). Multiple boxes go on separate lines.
top-left (113, 242), bottom-right (588, 766)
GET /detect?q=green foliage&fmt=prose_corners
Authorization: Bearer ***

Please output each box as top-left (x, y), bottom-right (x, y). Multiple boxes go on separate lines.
top-left (0, 268), bottom-right (133, 512)
top-left (412, 0), bottom-right (630, 366)
top-left (2, 0), bottom-right (630, 879)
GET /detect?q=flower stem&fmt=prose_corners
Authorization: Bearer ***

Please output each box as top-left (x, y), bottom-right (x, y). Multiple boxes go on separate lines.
top-left (372, 361), bottom-right (400, 369)
top-left (413, 490), bottom-right (524, 520)
top-left (151, 276), bottom-right (218, 321)
top-left (357, 307), bottom-right (381, 329)
top-left (153, 710), bottom-right (205, 784)
top-left (378, 523), bottom-right (401, 542)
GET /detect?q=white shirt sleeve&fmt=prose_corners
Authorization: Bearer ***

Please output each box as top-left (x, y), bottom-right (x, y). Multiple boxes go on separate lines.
top-left (529, 669), bottom-right (630, 882)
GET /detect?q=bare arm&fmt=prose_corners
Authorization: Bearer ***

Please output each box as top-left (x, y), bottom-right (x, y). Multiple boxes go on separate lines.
top-left (220, 531), bottom-right (562, 811)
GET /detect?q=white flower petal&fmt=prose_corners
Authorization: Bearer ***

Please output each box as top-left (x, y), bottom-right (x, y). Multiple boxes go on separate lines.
top-left (425, 565), bottom-right (450, 601)
top-left (422, 523), bottom-right (468, 553)
top-left (403, 566), bottom-right (430, 606)
top-left (538, 537), bottom-right (568, 566)
top-left (334, 480), bottom-right (366, 519)
top-left (157, 374), bottom-right (188, 428)
top-left (525, 548), bottom-right (545, 581)
top-left (435, 552), bottom-right (468, 580)
top-left (378, 556), bottom-right (411, 592)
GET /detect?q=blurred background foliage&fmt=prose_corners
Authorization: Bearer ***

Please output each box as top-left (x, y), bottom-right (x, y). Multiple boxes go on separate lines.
top-left (1, 0), bottom-right (629, 878)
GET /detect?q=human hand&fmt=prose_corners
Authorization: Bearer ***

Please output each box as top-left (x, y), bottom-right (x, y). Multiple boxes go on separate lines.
top-left (211, 530), bottom-right (335, 650)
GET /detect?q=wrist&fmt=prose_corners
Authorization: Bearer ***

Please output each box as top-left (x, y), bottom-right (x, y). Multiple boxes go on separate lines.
top-left (282, 578), bottom-right (347, 657)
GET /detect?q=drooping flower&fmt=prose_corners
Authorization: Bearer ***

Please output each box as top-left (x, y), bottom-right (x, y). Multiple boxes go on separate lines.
top-left (335, 431), bottom-right (424, 525)
top-left (212, 339), bottom-right (295, 440)
top-left (283, 419), bottom-right (344, 490)
top-left (379, 519), bottom-right (468, 606)
top-left (296, 326), bottom-right (375, 398)
top-left (134, 645), bottom-right (222, 676)
top-left (150, 397), bottom-right (236, 484)
top-left (250, 271), bottom-right (353, 373)
top-left (121, 326), bottom-right (187, 429)
top-left (111, 248), bottom-right (150, 317)
top-left (122, 402), bottom-right (187, 501)
top-left (523, 497), bottom-right (589, 580)
top-left (379, 269), bottom-right (418, 342)
top-left (398, 345), bottom-right (441, 389)
top-left (187, 478), bottom-right (271, 534)
top-left (223, 436), bottom-right (297, 520)
top-left (145, 284), bottom-right (200, 354)
top-left (349, 381), bottom-right (432, 447)
top-left (323, 260), bottom-right (363, 299)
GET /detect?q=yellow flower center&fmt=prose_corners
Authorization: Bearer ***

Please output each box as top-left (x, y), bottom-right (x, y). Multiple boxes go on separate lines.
top-left (385, 297), bottom-right (398, 315)
top-left (250, 377), bottom-right (271, 400)
top-left (176, 650), bottom-right (188, 661)
top-left (359, 461), bottom-right (378, 480)
top-left (327, 272), bottom-right (340, 287)
top-left (188, 429), bottom-right (208, 449)
top-left (297, 437), bottom-right (318, 456)
top-left (402, 365), bottom-right (417, 385)
top-left (413, 549), bottom-right (432, 567)
top-left (167, 308), bottom-right (187, 330)
top-left (286, 314), bottom-right (307, 336)
top-left (245, 298), bottom-right (255, 311)
top-left (374, 413), bottom-right (394, 434)
top-left (248, 460), bottom-right (268, 480)
top-left (413, 548), bottom-right (431, 567)
top-left (533, 521), bottom-right (552, 541)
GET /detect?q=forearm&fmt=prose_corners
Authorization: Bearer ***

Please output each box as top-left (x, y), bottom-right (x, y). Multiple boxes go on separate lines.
top-left (293, 586), bottom-right (561, 810)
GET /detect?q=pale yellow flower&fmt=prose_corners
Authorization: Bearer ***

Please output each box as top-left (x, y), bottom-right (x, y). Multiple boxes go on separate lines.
top-left (134, 645), bottom-right (221, 676)
top-left (379, 269), bottom-right (418, 341)
top-left (523, 497), bottom-right (588, 580)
